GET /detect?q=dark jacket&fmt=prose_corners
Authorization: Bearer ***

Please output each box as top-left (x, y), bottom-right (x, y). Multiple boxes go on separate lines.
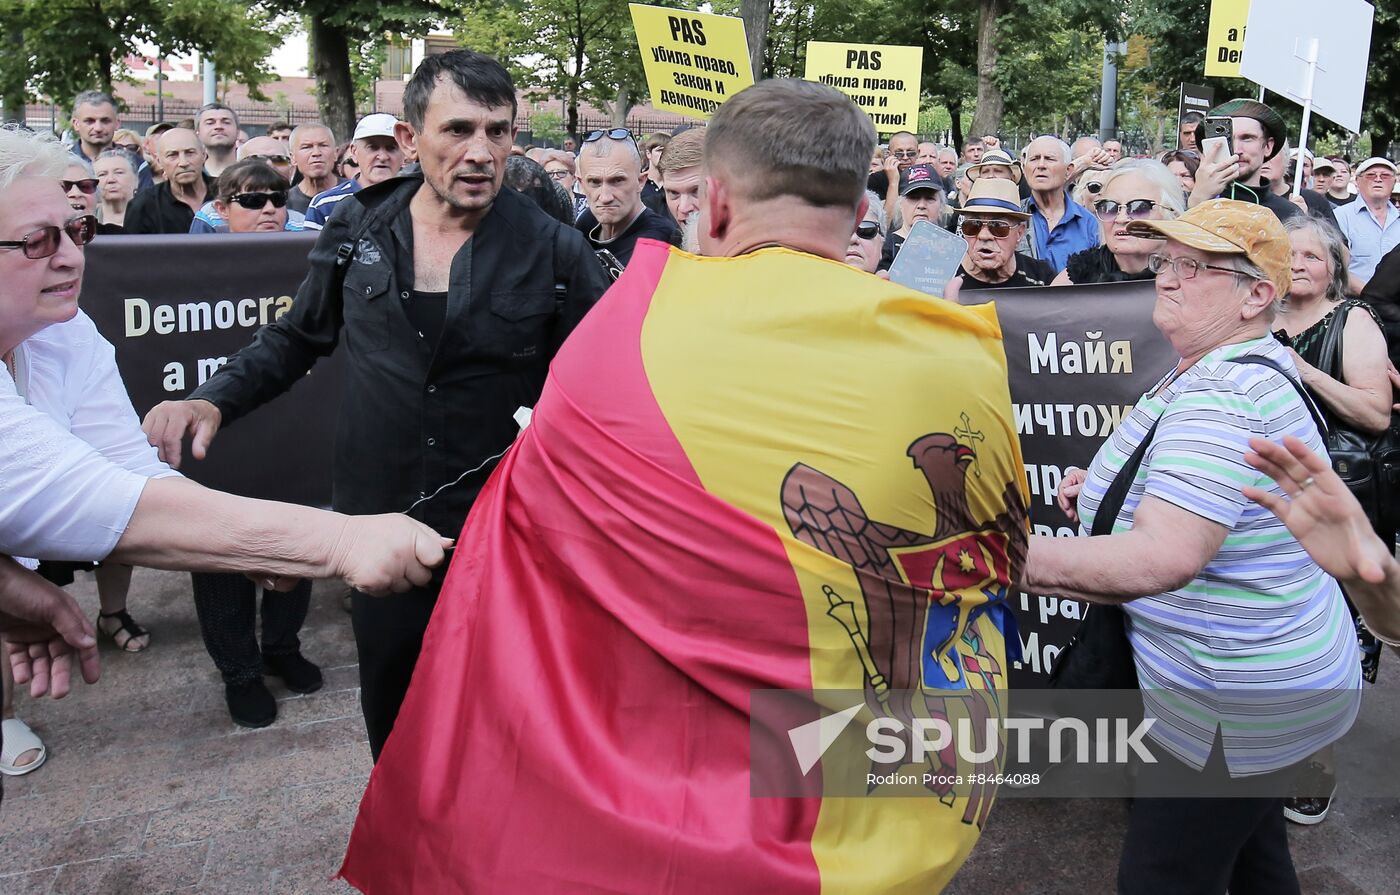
top-left (123, 174), bottom-right (216, 235)
top-left (1218, 179), bottom-right (1300, 222)
top-left (190, 174), bottom-right (610, 538)
top-left (575, 206), bottom-right (681, 266)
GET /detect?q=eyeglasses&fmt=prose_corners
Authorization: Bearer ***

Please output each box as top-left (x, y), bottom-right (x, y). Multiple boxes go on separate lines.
top-left (1093, 198), bottom-right (1159, 221)
top-left (1147, 253), bottom-right (1251, 280)
top-left (244, 153), bottom-right (291, 165)
top-left (1360, 170), bottom-right (1396, 180)
top-left (0, 215), bottom-right (98, 259)
top-left (61, 178), bottom-right (99, 195)
top-left (545, 169), bottom-right (571, 180)
top-left (585, 128), bottom-right (634, 144)
top-left (229, 191), bottom-right (288, 210)
top-left (959, 218), bottom-right (1016, 238)
top-left (855, 222), bottom-right (883, 240)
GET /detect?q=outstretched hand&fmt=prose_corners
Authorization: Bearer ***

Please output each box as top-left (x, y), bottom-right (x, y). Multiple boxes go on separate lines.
top-left (0, 559), bottom-right (101, 699)
top-left (1242, 436), bottom-right (1390, 586)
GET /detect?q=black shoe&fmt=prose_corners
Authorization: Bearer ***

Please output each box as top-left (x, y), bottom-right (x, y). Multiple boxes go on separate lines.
top-left (225, 678), bottom-right (277, 728)
top-left (262, 652), bottom-right (323, 694)
top-left (1284, 761), bottom-right (1336, 826)
top-left (1284, 794), bottom-right (1333, 825)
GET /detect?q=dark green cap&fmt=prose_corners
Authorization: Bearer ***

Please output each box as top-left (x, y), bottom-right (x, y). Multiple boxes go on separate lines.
top-left (1207, 98), bottom-right (1288, 161)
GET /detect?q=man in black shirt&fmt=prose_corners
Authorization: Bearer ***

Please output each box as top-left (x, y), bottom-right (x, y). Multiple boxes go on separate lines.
top-left (953, 178), bottom-right (1055, 290)
top-left (1323, 157), bottom-right (1356, 207)
top-left (124, 128), bottom-right (215, 234)
top-left (1188, 98), bottom-right (1299, 222)
top-left (141, 50), bottom-right (611, 759)
top-left (574, 129), bottom-right (680, 269)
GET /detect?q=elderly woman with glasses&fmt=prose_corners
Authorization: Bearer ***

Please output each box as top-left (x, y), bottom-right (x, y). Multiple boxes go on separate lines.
top-left (1026, 200), bottom-right (1362, 894)
top-left (1055, 159), bottom-right (1186, 285)
top-left (0, 127), bottom-right (449, 764)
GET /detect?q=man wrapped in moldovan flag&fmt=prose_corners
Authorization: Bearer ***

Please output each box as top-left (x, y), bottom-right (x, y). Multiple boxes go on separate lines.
top-left (340, 79), bottom-right (1029, 894)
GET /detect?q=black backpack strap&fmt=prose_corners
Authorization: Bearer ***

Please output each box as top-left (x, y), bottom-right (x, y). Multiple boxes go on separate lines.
top-left (1092, 417), bottom-right (1160, 537)
top-left (1225, 354), bottom-right (1330, 438)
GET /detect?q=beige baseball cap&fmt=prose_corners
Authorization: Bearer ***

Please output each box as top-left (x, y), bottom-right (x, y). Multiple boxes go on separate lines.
top-left (1126, 199), bottom-right (1291, 295)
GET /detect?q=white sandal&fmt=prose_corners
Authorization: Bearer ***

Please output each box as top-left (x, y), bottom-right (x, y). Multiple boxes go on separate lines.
top-left (0, 717), bottom-right (47, 776)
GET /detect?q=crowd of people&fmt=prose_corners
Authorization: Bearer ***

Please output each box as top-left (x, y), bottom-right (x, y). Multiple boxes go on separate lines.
top-left (2, 50), bottom-right (1400, 894)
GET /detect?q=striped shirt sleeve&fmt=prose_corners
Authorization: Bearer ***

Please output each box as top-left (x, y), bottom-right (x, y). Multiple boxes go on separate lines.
top-left (1140, 373), bottom-right (1265, 529)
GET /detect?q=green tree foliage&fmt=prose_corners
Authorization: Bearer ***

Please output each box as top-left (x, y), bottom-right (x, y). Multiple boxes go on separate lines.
top-left (448, 0), bottom-right (671, 137)
top-left (0, 0), bottom-right (285, 121)
top-left (255, 1), bottom-right (442, 145)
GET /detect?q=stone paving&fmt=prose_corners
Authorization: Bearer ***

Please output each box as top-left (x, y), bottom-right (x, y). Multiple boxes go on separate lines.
top-left (0, 566), bottom-right (1395, 894)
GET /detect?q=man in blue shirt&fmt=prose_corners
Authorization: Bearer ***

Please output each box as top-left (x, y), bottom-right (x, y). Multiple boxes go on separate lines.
top-left (69, 90), bottom-right (154, 192)
top-left (1332, 157), bottom-right (1400, 292)
top-left (1022, 135), bottom-right (1099, 272)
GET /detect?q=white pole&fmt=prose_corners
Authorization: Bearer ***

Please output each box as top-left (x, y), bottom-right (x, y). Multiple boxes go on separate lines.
top-left (1292, 38), bottom-right (1319, 198)
top-left (202, 57), bottom-right (216, 106)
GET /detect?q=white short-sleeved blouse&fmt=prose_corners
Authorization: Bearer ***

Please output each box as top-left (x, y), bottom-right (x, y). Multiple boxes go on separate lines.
top-left (0, 309), bottom-right (178, 563)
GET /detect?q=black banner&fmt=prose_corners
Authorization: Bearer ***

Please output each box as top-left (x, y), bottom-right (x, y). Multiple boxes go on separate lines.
top-left (82, 233), bottom-right (342, 506)
top-left (80, 239), bottom-right (1172, 676)
top-left (1178, 82), bottom-right (1216, 139)
top-left (965, 283), bottom-right (1176, 686)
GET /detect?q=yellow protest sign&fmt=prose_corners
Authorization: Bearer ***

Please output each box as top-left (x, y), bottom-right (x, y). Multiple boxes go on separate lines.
top-left (630, 4), bottom-right (754, 119)
top-left (803, 42), bottom-right (923, 134)
top-left (1205, 0), bottom-right (1251, 77)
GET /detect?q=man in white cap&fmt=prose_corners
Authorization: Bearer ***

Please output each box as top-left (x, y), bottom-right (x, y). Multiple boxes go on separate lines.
top-left (304, 112), bottom-right (406, 230)
top-left (1333, 157), bottom-right (1400, 290)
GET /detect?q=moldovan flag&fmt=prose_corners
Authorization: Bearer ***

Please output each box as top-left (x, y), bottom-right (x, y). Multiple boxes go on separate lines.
top-left (340, 240), bottom-right (1029, 893)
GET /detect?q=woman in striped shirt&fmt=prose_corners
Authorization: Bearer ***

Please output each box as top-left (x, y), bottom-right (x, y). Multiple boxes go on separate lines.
top-left (1022, 199), bottom-right (1361, 895)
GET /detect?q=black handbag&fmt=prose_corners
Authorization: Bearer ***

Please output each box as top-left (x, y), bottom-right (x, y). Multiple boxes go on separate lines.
top-left (1314, 301), bottom-right (1400, 533)
top-left (1046, 418), bottom-right (1158, 692)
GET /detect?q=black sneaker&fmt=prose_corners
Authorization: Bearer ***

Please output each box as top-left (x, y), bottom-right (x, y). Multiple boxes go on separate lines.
top-left (262, 652), bottom-right (324, 694)
top-left (1284, 762), bottom-right (1336, 825)
top-left (225, 678), bottom-right (277, 728)
top-left (1284, 794), bottom-right (1333, 825)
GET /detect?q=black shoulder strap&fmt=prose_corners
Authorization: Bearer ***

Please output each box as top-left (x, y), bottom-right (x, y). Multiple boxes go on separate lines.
top-left (1092, 417), bottom-right (1159, 537)
top-left (1316, 301), bottom-right (1352, 382)
top-left (1225, 354), bottom-right (1330, 437)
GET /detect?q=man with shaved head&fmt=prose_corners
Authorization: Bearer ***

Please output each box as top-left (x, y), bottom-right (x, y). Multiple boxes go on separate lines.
top-left (124, 128), bottom-right (214, 233)
top-left (573, 130), bottom-right (679, 270)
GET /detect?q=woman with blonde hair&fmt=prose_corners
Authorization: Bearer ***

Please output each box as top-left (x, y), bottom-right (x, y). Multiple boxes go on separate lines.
top-left (1056, 159), bottom-right (1187, 285)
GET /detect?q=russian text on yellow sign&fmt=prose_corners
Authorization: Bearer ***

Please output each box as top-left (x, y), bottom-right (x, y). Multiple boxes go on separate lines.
top-left (803, 42), bottom-right (924, 134)
top-left (1205, 0), bottom-right (1251, 78)
top-left (629, 4), bottom-right (754, 120)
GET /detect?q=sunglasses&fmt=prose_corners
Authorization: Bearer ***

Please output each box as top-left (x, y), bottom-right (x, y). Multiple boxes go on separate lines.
top-left (116, 143), bottom-right (141, 154)
top-left (890, 150), bottom-right (918, 158)
top-left (340, 157), bottom-right (358, 169)
top-left (1084, 180), bottom-right (1105, 195)
top-left (0, 215), bottom-right (98, 260)
top-left (229, 191), bottom-right (288, 210)
top-left (61, 178), bottom-right (99, 195)
top-left (959, 218), bottom-right (1016, 238)
top-left (244, 153), bottom-right (291, 165)
top-left (585, 128), bottom-right (634, 144)
top-left (1093, 198), bottom-right (1158, 221)
top-left (855, 221), bottom-right (883, 240)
